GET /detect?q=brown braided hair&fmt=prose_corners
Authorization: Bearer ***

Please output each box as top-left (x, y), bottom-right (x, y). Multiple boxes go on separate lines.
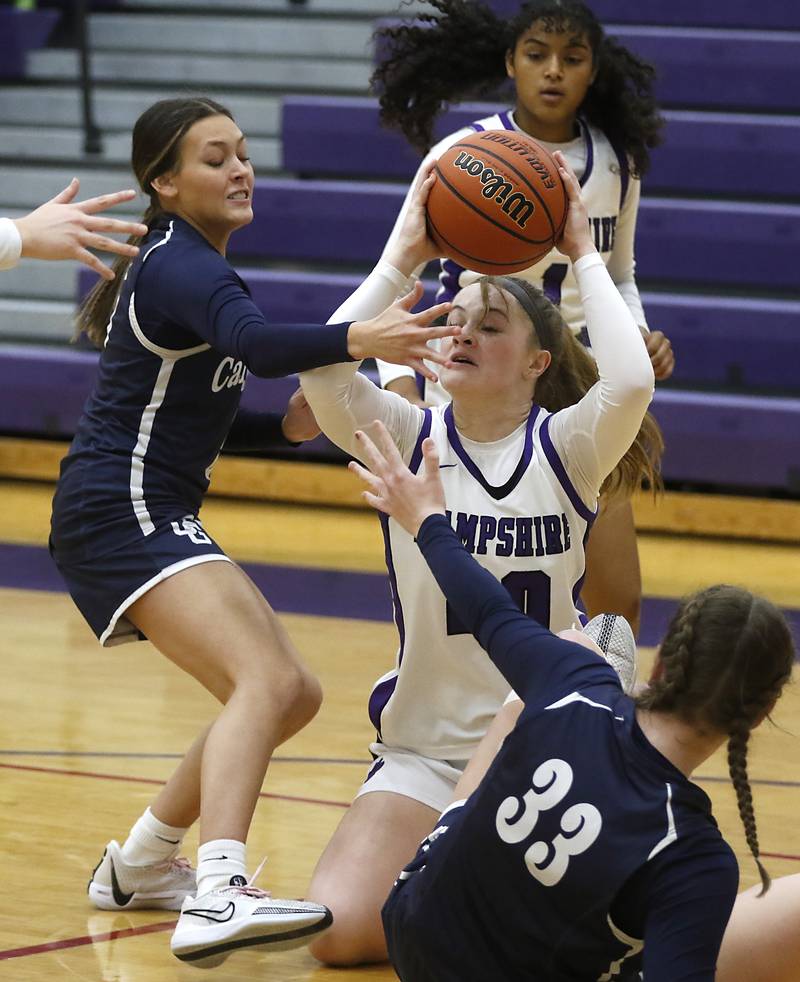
top-left (637, 584), bottom-right (795, 894)
top-left (475, 275), bottom-right (663, 499)
top-left (76, 97), bottom-right (235, 347)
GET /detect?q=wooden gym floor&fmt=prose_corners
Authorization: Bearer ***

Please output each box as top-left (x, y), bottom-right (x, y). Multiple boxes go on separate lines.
top-left (0, 477), bottom-right (798, 981)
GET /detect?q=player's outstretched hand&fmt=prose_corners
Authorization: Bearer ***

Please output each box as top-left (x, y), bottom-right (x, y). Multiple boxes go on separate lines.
top-left (347, 280), bottom-right (456, 383)
top-left (383, 158), bottom-right (442, 271)
top-left (281, 387), bottom-right (322, 443)
top-left (13, 178), bottom-right (148, 280)
top-left (349, 420), bottom-right (446, 537)
top-left (552, 151), bottom-right (596, 264)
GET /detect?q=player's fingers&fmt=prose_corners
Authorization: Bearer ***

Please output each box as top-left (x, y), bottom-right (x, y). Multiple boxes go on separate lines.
top-left (553, 151), bottom-right (581, 199)
top-left (409, 358), bottom-right (439, 383)
top-left (396, 280), bottom-right (425, 311)
top-left (353, 428), bottom-right (388, 474)
top-left (372, 419), bottom-right (406, 469)
top-left (75, 247), bottom-right (116, 280)
top-left (415, 302), bottom-right (452, 328)
top-left (363, 490), bottom-right (390, 514)
top-left (84, 215), bottom-right (148, 238)
top-left (80, 232), bottom-right (141, 257)
top-left (51, 177), bottom-right (80, 204)
top-left (77, 188), bottom-right (139, 214)
top-left (421, 436), bottom-right (440, 476)
top-left (348, 458), bottom-right (383, 492)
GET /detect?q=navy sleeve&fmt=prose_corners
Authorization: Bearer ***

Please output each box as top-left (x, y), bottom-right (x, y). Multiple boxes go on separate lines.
top-left (638, 839), bottom-right (739, 982)
top-left (139, 242), bottom-right (352, 377)
top-left (224, 409), bottom-right (298, 452)
top-left (416, 514), bottom-right (606, 701)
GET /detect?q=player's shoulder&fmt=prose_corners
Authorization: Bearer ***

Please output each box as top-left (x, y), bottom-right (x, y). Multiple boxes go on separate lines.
top-left (138, 216), bottom-right (239, 290)
top-left (428, 110), bottom-right (510, 158)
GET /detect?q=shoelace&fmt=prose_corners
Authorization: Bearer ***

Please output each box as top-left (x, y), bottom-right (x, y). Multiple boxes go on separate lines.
top-left (151, 855), bottom-right (193, 874)
top-left (223, 856), bottom-right (272, 899)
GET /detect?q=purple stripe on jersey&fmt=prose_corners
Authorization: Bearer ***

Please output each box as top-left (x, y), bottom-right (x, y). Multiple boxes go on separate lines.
top-left (571, 524), bottom-right (592, 626)
top-left (539, 413), bottom-right (598, 524)
top-left (471, 122), bottom-right (486, 133)
top-left (414, 372), bottom-right (426, 399)
top-left (379, 511), bottom-right (405, 656)
top-left (612, 142), bottom-right (630, 210)
top-left (444, 404), bottom-right (539, 500)
top-left (409, 409), bottom-right (433, 474)
top-left (437, 258), bottom-right (464, 303)
top-left (498, 110), bottom-right (514, 131)
top-left (577, 118), bottom-right (594, 188)
top-left (368, 673), bottom-right (398, 735)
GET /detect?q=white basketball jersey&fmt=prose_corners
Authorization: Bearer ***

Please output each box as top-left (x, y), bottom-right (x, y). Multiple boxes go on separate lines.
top-left (369, 404), bottom-right (596, 761)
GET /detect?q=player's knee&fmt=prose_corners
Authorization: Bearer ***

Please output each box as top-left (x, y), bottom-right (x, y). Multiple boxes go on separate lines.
top-left (308, 916), bottom-right (385, 967)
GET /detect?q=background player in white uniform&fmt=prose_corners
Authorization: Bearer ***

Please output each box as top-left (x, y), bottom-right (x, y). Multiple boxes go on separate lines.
top-left (0, 179), bottom-right (147, 277)
top-left (49, 96), bottom-right (454, 967)
top-left (299, 154), bottom-right (658, 965)
top-left (372, 0), bottom-right (674, 636)
top-left (351, 422), bottom-right (794, 982)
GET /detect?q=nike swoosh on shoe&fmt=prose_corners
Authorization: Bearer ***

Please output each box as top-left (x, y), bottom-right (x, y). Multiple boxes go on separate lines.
top-left (110, 860), bottom-right (135, 907)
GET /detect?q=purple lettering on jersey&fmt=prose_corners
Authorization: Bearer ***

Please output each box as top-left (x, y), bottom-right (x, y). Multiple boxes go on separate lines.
top-left (543, 514), bottom-right (564, 554)
top-left (516, 517), bottom-right (533, 557)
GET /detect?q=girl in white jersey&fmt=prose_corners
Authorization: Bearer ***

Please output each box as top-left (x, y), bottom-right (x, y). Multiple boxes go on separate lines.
top-left (299, 154), bottom-right (660, 965)
top-left (372, 0), bottom-right (674, 636)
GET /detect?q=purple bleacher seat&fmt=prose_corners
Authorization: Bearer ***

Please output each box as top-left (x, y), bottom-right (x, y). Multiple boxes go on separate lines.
top-left (374, 19), bottom-right (800, 113)
top-left (281, 97), bottom-right (800, 199)
top-left (485, 0), bottom-right (800, 30)
top-left (0, 8), bottom-right (59, 79)
top-left (233, 178), bottom-right (800, 292)
top-left (75, 267), bottom-right (800, 392)
top-left (2, 342), bottom-right (797, 493)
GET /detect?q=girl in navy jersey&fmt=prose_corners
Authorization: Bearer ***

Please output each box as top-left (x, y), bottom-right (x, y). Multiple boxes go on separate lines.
top-left (373, 0), bottom-right (674, 637)
top-left (350, 422), bottom-right (794, 982)
top-left (300, 154), bottom-right (660, 965)
top-left (50, 96), bottom-right (453, 967)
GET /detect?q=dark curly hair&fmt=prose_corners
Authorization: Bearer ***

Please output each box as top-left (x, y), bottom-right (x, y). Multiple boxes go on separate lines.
top-left (372, 0), bottom-right (663, 177)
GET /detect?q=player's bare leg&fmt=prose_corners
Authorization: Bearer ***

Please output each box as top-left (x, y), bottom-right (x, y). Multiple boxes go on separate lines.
top-left (581, 495), bottom-right (641, 637)
top-left (307, 790), bottom-right (439, 965)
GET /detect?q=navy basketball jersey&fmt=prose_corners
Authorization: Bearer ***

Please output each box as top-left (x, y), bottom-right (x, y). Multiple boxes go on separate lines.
top-left (51, 215), bottom-right (349, 564)
top-left (383, 516), bottom-right (739, 982)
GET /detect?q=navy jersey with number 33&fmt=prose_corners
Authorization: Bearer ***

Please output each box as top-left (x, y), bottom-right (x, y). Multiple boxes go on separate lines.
top-left (383, 515), bottom-right (739, 982)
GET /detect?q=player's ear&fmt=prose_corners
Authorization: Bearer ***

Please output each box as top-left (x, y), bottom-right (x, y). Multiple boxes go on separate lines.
top-left (505, 48), bottom-right (516, 81)
top-left (527, 348), bottom-right (551, 380)
top-left (151, 173), bottom-right (177, 201)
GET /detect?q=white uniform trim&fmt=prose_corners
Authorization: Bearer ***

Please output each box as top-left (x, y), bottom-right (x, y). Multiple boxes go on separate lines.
top-left (100, 553), bottom-right (232, 646)
top-left (647, 783), bottom-right (677, 860)
top-left (0, 216), bottom-right (22, 270)
top-left (130, 358), bottom-right (175, 535)
top-left (126, 220), bottom-right (211, 535)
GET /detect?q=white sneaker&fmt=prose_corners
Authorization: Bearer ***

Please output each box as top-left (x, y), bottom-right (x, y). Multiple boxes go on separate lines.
top-left (88, 840), bottom-right (196, 911)
top-left (170, 876), bottom-right (332, 967)
top-left (583, 613), bottom-right (637, 694)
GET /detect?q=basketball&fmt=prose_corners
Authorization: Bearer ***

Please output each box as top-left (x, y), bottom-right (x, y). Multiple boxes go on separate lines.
top-left (426, 129), bottom-right (568, 275)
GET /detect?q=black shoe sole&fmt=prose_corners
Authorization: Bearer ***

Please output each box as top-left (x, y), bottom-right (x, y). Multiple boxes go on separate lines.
top-left (174, 909), bottom-right (333, 965)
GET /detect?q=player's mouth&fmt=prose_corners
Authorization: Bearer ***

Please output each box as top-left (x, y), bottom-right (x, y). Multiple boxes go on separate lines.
top-left (539, 88), bottom-right (566, 104)
top-left (227, 189), bottom-right (250, 201)
top-left (449, 354), bottom-right (477, 367)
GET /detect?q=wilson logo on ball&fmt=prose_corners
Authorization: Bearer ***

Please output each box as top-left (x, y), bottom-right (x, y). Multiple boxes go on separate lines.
top-left (426, 128), bottom-right (568, 275)
top-left (452, 151), bottom-right (535, 229)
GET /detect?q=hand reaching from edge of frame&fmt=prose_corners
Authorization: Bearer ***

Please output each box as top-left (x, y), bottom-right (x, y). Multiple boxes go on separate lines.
top-left (13, 178), bottom-right (148, 280)
top-left (348, 419), bottom-right (446, 537)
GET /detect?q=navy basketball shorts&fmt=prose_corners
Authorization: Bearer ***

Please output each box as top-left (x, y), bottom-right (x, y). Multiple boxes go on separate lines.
top-left (52, 514), bottom-right (231, 646)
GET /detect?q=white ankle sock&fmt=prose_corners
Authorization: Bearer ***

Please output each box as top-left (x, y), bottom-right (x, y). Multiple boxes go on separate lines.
top-left (120, 807), bottom-right (188, 867)
top-left (196, 839), bottom-right (247, 896)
